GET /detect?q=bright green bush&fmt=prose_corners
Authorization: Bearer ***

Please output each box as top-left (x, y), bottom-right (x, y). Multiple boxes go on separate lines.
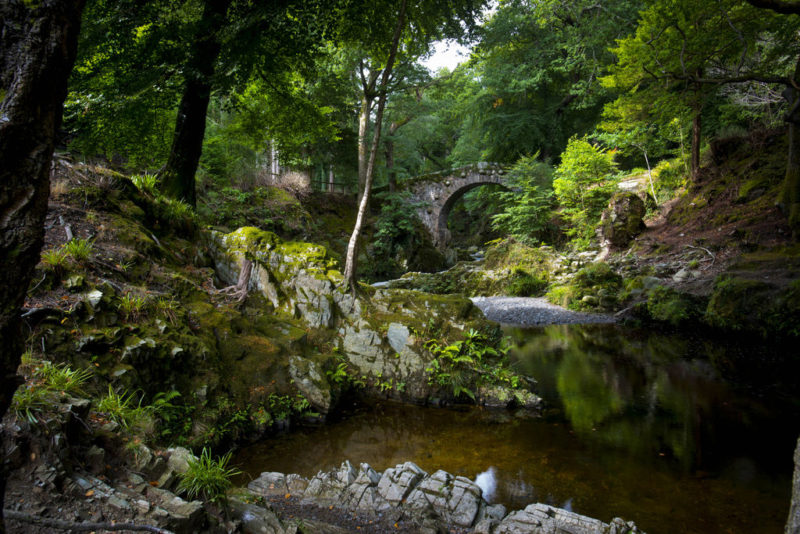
top-left (491, 154), bottom-right (556, 245)
top-left (554, 137), bottom-right (618, 247)
top-left (177, 448), bottom-right (242, 504)
top-left (63, 237), bottom-right (94, 263)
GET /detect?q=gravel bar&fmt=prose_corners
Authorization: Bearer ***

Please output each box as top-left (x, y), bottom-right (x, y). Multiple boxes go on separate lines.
top-left (471, 296), bottom-right (617, 326)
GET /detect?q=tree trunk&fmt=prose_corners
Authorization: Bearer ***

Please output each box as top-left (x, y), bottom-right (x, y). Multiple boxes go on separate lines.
top-left (358, 93), bottom-right (374, 193)
top-left (385, 121), bottom-right (404, 193)
top-left (343, 0), bottom-right (408, 289)
top-left (691, 102), bottom-right (702, 179)
top-left (0, 1), bottom-right (85, 532)
top-left (386, 137), bottom-right (396, 192)
top-left (159, 0), bottom-right (231, 207)
top-left (780, 57), bottom-right (800, 238)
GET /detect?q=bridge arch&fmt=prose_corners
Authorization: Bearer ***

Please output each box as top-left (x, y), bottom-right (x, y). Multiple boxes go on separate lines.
top-left (402, 163), bottom-right (509, 250)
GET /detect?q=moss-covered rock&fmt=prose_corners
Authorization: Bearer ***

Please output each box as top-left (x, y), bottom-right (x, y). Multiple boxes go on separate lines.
top-left (600, 192), bottom-right (646, 248)
top-left (645, 285), bottom-right (706, 327)
top-left (704, 275), bottom-right (800, 337)
top-left (546, 262), bottom-right (622, 312)
top-left (383, 239), bottom-right (554, 298)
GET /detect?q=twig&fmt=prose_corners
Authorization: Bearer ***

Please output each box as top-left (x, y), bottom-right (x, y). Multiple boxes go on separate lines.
top-left (3, 510), bottom-right (175, 533)
top-left (684, 244), bottom-right (716, 267)
top-left (28, 272), bottom-right (47, 293)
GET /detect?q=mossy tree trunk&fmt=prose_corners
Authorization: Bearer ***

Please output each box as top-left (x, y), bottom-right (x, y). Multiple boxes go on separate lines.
top-left (159, 0), bottom-right (232, 207)
top-left (691, 86), bottom-right (703, 180)
top-left (343, 0), bottom-right (408, 289)
top-left (780, 57), bottom-right (800, 239)
top-left (0, 1), bottom-right (85, 531)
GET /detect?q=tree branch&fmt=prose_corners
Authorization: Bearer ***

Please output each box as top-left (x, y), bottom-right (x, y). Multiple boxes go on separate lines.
top-left (3, 510), bottom-right (175, 534)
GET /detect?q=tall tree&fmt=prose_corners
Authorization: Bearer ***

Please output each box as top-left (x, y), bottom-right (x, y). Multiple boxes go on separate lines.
top-left (744, 0), bottom-right (800, 235)
top-left (340, 0), bottom-right (488, 287)
top-left (158, 0), bottom-right (232, 206)
top-left (343, 0), bottom-right (408, 288)
top-left (0, 1), bottom-right (86, 531)
top-left (606, 0), bottom-right (800, 231)
top-left (464, 0), bottom-right (643, 162)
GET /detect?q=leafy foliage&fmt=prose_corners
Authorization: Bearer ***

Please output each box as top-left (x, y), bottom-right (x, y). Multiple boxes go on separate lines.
top-left (97, 386), bottom-right (152, 432)
top-left (553, 137), bottom-right (618, 248)
top-left (368, 192), bottom-right (434, 279)
top-left (12, 360), bottom-right (93, 424)
top-left (40, 248), bottom-right (70, 275)
top-left (424, 329), bottom-right (520, 401)
top-left (63, 237), bottom-right (94, 263)
top-left (177, 448), bottom-right (241, 504)
top-left (491, 154), bottom-right (556, 245)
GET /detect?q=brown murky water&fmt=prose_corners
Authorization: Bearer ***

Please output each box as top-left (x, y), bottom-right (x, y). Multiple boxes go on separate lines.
top-left (235, 324), bottom-right (800, 534)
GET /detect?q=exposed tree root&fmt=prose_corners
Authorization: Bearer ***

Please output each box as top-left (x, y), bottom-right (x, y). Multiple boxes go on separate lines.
top-left (215, 259), bottom-right (252, 302)
top-left (3, 510), bottom-right (175, 533)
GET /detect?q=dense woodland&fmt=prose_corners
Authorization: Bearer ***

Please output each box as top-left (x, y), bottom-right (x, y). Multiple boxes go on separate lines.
top-left (2, 0), bottom-right (800, 533)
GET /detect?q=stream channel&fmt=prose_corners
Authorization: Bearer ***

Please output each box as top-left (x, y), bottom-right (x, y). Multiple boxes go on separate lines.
top-left (234, 320), bottom-right (800, 534)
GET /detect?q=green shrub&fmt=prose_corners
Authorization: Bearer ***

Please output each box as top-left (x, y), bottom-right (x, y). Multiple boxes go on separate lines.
top-left (424, 329), bottom-right (520, 402)
top-left (12, 385), bottom-right (50, 424)
top-left (177, 448), bottom-right (242, 504)
top-left (490, 154), bottom-right (556, 244)
top-left (36, 361), bottom-right (92, 395)
top-left (11, 360), bottom-right (93, 423)
top-left (40, 248), bottom-right (69, 274)
top-left (63, 237), bottom-right (94, 263)
top-left (118, 292), bottom-right (148, 321)
top-left (554, 137), bottom-right (619, 246)
top-left (97, 386), bottom-right (152, 432)
top-left (130, 174), bottom-right (159, 196)
top-left (652, 158), bottom-right (687, 204)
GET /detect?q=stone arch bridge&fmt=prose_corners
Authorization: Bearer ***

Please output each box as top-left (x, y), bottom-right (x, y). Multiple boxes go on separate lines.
top-left (400, 163), bottom-right (510, 250)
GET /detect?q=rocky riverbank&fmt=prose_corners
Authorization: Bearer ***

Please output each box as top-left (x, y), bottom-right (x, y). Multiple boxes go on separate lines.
top-left (244, 461), bottom-right (644, 534)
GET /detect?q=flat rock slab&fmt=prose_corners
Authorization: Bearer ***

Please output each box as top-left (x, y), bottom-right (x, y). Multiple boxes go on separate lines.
top-left (471, 297), bottom-right (616, 326)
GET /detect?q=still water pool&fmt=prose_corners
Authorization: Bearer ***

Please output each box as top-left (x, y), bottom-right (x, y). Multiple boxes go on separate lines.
top-left (234, 324), bottom-right (800, 534)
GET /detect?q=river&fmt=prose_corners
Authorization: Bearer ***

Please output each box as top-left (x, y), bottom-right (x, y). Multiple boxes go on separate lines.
top-left (234, 322), bottom-right (800, 534)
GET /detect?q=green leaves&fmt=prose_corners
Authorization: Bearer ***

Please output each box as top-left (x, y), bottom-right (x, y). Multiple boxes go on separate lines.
top-left (491, 154), bottom-right (555, 244)
top-left (553, 137), bottom-right (618, 246)
top-left (177, 448), bottom-right (242, 504)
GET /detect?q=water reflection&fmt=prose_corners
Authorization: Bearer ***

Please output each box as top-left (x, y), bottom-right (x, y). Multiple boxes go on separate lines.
top-left (235, 324), bottom-right (799, 534)
top-left (507, 324), bottom-right (799, 476)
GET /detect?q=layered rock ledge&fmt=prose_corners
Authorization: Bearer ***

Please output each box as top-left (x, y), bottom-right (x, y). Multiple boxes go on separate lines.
top-left (247, 461), bottom-right (644, 534)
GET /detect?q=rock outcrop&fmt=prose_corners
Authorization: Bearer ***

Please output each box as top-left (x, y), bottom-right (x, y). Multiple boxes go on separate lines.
top-left (600, 192), bottom-right (646, 249)
top-left (209, 227), bottom-right (540, 412)
top-left (248, 461), bottom-right (644, 534)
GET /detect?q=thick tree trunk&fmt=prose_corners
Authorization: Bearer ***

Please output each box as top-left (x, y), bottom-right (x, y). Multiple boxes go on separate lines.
top-left (0, 1), bottom-right (85, 532)
top-left (159, 0), bottom-right (231, 207)
top-left (343, 0), bottom-right (408, 288)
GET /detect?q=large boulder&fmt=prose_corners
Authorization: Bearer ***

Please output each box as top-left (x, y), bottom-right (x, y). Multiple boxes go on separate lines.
top-left (600, 192), bottom-right (646, 248)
